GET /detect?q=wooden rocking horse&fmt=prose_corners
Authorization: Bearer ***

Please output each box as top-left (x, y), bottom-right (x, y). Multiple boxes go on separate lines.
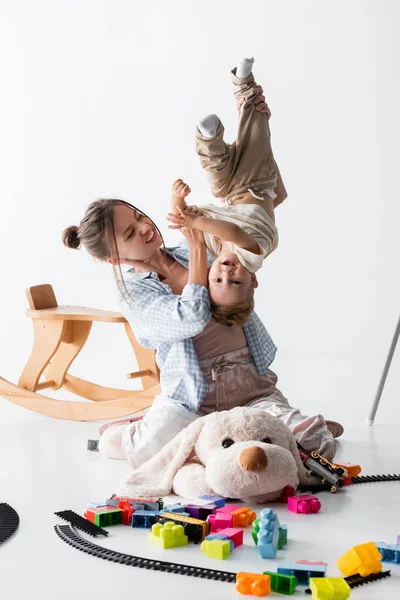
top-left (0, 284), bottom-right (160, 421)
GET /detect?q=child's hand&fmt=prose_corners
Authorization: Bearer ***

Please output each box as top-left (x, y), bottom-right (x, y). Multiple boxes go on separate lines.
top-left (166, 206), bottom-right (199, 230)
top-left (237, 85), bottom-right (271, 117)
top-left (172, 178), bottom-right (191, 198)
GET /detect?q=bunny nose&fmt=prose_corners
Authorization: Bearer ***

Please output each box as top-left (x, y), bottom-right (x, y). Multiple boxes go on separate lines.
top-left (239, 446), bottom-right (268, 472)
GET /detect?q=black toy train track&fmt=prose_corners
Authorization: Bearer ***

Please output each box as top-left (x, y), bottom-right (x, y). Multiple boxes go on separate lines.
top-left (55, 510), bottom-right (109, 537)
top-left (55, 523), bottom-right (392, 593)
top-left (55, 524), bottom-right (236, 582)
top-left (0, 503), bottom-right (19, 544)
top-left (299, 472), bottom-right (400, 493)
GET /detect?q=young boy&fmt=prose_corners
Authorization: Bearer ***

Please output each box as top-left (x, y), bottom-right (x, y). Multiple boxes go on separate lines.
top-left (167, 58), bottom-right (287, 326)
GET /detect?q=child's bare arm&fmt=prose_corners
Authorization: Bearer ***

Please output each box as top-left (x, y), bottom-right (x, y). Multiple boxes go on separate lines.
top-left (167, 211), bottom-right (260, 255)
top-left (171, 179), bottom-right (191, 214)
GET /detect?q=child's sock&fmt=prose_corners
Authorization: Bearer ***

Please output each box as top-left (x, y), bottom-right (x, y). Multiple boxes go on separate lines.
top-left (198, 114), bottom-right (220, 139)
top-left (236, 57), bottom-right (254, 79)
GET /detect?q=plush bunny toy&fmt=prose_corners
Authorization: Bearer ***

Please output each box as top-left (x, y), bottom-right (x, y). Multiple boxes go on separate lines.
top-left (118, 407), bottom-right (312, 503)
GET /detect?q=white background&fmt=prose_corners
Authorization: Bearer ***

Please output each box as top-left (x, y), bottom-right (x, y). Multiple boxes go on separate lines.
top-left (1, 0), bottom-right (399, 427)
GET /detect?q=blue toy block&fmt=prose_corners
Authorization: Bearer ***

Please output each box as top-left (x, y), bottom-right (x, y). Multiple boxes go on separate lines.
top-left (163, 504), bottom-right (187, 514)
top-left (280, 525), bottom-right (288, 545)
top-left (375, 542), bottom-right (400, 564)
top-left (277, 562), bottom-right (326, 585)
top-left (131, 510), bottom-right (160, 528)
top-left (257, 509), bottom-right (280, 559)
top-left (160, 509), bottom-right (191, 517)
top-left (199, 495), bottom-right (225, 508)
top-left (205, 534), bottom-right (234, 552)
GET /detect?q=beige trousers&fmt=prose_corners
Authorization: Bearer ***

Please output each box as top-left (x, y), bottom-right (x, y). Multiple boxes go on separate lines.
top-left (195, 69), bottom-right (277, 201)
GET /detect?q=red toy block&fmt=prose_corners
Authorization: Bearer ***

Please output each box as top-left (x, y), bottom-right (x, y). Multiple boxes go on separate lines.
top-left (216, 527), bottom-right (243, 547)
top-left (287, 494), bottom-right (321, 514)
top-left (118, 500), bottom-right (134, 525)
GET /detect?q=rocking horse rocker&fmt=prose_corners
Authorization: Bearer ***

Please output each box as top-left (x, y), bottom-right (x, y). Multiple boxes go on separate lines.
top-left (0, 284), bottom-right (160, 421)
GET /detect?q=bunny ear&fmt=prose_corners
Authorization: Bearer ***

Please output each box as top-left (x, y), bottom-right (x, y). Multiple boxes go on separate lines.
top-left (118, 417), bottom-right (206, 497)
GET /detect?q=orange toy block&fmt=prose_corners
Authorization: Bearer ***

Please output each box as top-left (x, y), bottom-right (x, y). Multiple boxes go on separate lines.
top-left (236, 572), bottom-right (271, 596)
top-left (333, 462), bottom-right (362, 478)
top-left (231, 508), bottom-right (257, 528)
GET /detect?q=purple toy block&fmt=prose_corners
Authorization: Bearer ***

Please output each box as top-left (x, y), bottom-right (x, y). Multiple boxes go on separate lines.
top-left (397, 536), bottom-right (400, 545)
top-left (185, 503), bottom-right (217, 520)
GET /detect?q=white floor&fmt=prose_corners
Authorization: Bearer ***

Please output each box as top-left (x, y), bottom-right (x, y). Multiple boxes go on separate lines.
top-left (1, 400), bottom-right (400, 600)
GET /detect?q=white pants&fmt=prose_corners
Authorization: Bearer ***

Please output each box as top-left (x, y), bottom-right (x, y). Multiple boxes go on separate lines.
top-left (99, 387), bottom-right (336, 469)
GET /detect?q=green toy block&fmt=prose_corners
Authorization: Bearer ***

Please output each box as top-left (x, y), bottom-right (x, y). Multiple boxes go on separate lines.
top-left (201, 538), bottom-right (231, 560)
top-left (278, 526), bottom-right (288, 550)
top-left (263, 571), bottom-right (297, 595)
top-left (309, 577), bottom-right (350, 600)
top-left (252, 518), bottom-right (260, 544)
top-left (93, 508), bottom-right (123, 527)
top-left (148, 522), bottom-right (188, 549)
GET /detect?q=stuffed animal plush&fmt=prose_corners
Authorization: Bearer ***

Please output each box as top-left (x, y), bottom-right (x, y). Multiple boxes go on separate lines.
top-left (118, 407), bottom-right (313, 503)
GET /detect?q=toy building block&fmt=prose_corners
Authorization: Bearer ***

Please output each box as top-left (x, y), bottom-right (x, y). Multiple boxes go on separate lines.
top-left (333, 462), bottom-right (362, 478)
top-left (337, 542), bottom-right (382, 577)
top-left (117, 500), bottom-right (134, 525)
top-left (278, 562), bottom-right (326, 585)
top-left (257, 509), bottom-right (280, 559)
top-left (252, 519), bottom-right (261, 544)
top-left (131, 510), bottom-right (160, 528)
top-left (207, 512), bottom-right (233, 532)
top-left (162, 504), bottom-right (187, 514)
top-left (278, 526), bottom-right (288, 550)
top-left (236, 572), bottom-right (271, 596)
top-left (397, 535), bottom-right (400, 545)
top-left (87, 501), bottom-right (108, 509)
top-left (205, 534), bottom-right (234, 552)
top-left (216, 505), bottom-right (256, 527)
top-left (263, 572), bottom-right (297, 595)
top-left (287, 494), bottom-right (321, 514)
top-left (201, 538), bottom-right (231, 560)
top-left (184, 503), bottom-right (217, 520)
top-left (157, 512), bottom-right (209, 543)
top-left (148, 522), bottom-right (188, 549)
top-left (109, 496), bottom-right (163, 511)
top-left (216, 527), bottom-right (243, 548)
top-left (309, 577), bottom-right (350, 600)
top-left (199, 495), bottom-right (225, 508)
top-left (84, 506), bottom-right (123, 527)
top-left (374, 542), bottom-right (400, 564)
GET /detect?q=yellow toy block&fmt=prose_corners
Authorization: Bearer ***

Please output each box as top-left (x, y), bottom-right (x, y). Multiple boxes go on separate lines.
top-left (201, 538), bottom-right (231, 560)
top-left (337, 542), bottom-right (382, 577)
top-left (236, 572), bottom-right (271, 596)
top-left (309, 578), bottom-right (351, 600)
top-left (148, 522), bottom-right (188, 549)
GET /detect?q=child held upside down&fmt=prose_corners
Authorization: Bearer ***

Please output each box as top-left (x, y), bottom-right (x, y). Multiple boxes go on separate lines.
top-left (167, 57), bottom-right (286, 326)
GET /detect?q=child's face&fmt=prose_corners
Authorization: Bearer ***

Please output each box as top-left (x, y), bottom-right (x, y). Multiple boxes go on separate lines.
top-left (208, 252), bottom-right (257, 306)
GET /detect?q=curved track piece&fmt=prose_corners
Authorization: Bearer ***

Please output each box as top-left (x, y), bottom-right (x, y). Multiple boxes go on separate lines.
top-left (0, 503), bottom-right (19, 544)
top-left (55, 524), bottom-right (236, 581)
top-left (54, 510), bottom-right (108, 537)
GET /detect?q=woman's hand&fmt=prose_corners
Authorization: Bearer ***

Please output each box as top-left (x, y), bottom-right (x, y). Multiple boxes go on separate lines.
top-left (237, 85), bottom-right (271, 117)
top-left (167, 206), bottom-right (199, 230)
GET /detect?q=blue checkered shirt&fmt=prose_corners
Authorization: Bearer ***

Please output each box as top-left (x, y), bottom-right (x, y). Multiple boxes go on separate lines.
top-left (116, 241), bottom-right (277, 412)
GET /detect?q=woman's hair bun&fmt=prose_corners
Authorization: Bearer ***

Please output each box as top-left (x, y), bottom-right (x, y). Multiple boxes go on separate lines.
top-left (62, 225), bottom-right (81, 250)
